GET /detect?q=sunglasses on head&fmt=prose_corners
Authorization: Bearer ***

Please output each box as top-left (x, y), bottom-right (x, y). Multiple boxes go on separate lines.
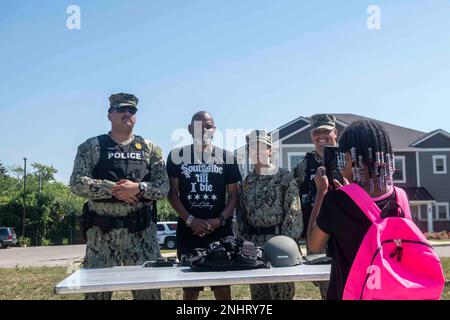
top-left (112, 106), bottom-right (137, 115)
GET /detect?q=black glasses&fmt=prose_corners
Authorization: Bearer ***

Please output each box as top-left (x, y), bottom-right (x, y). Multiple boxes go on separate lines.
top-left (114, 106), bottom-right (137, 115)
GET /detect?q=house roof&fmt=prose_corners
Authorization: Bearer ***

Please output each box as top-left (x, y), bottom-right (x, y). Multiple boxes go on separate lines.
top-left (235, 113), bottom-right (443, 153)
top-left (403, 187), bottom-right (435, 202)
top-left (331, 114), bottom-right (427, 151)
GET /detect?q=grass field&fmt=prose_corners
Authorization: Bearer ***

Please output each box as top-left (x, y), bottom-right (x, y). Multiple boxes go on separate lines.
top-left (0, 258), bottom-right (448, 300)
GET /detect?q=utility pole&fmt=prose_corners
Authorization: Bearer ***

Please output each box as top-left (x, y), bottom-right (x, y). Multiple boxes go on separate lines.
top-left (22, 157), bottom-right (27, 237)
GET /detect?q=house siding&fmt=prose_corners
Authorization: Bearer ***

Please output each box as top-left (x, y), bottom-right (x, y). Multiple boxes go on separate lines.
top-left (415, 221), bottom-right (450, 233)
top-left (279, 118), bottom-right (310, 139)
top-left (414, 133), bottom-right (450, 148)
top-left (393, 152), bottom-right (417, 187)
top-left (418, 151), bottom-right (450, 231)
top-left (418, 151), bottom-right (450, 201)
top-left (283, 129), bottom-right (313, 144)
top-left (281, 145), bottom-right (314, 171)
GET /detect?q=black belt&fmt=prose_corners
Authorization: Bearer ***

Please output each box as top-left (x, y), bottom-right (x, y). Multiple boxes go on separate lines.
top-left (86, 207), bottom-right (153, 234)
top-left (247, 225), bottom-right (281, 236)
top-left (92, 197), bottom-right (124, 203)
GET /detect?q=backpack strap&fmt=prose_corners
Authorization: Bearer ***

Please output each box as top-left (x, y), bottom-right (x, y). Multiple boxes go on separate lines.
top-left (340, 184), bottom-right (412, 223)
top-left (393, 187), bottom-right (412, 220)
top-left (339, 183), bottom-right (381, 224)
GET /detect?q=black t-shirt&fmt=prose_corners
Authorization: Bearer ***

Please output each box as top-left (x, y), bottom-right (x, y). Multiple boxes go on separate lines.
top-left (316, 188), bottom-right (397, 300)
top-left (166, 145), bottom-right (242, 253)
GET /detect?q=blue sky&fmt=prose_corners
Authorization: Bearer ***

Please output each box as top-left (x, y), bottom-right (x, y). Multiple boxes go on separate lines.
top-left (1, 0), bottom-right (450, 183)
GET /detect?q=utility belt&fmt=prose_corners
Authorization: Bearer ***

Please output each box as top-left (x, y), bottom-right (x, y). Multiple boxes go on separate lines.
top-left (247, 224), bottom-right (281, 236)
top-left (80, 202), bottom-right (155, 237)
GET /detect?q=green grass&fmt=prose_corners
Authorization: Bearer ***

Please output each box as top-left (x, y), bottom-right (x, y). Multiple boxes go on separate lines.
top-left (0, 258), bottom-right (448, 300)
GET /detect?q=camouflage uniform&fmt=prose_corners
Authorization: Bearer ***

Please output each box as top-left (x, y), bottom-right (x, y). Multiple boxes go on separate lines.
top-left (70, 128), bottom-right (169, 299)
top-left (237, 166), bottom-right (303, 300)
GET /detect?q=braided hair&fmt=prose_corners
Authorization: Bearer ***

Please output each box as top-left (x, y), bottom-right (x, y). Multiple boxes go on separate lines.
top-left (337, 120), bottom-right (394, 192)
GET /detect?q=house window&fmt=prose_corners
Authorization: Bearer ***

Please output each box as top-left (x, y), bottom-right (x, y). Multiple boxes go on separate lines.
top-left (393, 156), bottom-right (406, 183)
top-left (432, 155), bottom-right (447, 174)
top-left (435, 203), bottom-right (449, 220)
top-left (288, 152), bottom-right (305, 171)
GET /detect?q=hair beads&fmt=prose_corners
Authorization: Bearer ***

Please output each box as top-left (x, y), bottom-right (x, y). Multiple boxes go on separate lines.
top-left (338, 120), bottom-right (395, 192)
top-left (358, 155), bottom-right (365, 185)
top-left (368, 147), bottom-right (375, 193)
top-left (351, 147), bottom-right (357, 182)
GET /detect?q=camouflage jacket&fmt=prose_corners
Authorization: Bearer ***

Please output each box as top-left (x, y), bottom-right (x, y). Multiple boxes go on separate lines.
top-left (236, 167), bottom-right (303, 245)
top-left (69, 134), bottom-right (169, 216)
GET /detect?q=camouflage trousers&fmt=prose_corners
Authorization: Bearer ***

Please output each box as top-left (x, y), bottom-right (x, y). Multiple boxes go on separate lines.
top-left (250, 283), bottom-right (295, 300)
top-left (83, 223), bottom-right (161, 300)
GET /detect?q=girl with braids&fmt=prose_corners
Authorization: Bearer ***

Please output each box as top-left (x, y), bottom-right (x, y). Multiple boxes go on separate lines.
top-left (306, 120), bottom-right (444, 300)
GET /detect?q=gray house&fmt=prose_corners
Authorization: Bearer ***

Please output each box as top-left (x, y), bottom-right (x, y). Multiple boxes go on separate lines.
top-left (236, 114), bottom-right (450, 233)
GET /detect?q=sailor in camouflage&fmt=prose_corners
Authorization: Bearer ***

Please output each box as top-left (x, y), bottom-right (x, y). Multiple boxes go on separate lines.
top-left (237, 130), bottom-right (303, 300)
top-left (70, 93), bottom-right (169, 300)
top-left (292, 114), bottom-right (338, 300)
top-left (70, 134), bottom-right (168, 217)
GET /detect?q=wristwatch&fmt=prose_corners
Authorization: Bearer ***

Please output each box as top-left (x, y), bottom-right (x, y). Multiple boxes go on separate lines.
top-left (219, 214), bottom-right (227, 227)
top-left (138, 182), bottom-right (147, 196)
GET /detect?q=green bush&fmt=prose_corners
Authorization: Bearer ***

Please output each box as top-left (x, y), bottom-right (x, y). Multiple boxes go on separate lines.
top-left (62, 238), bottom-right (69, 246)
top-left (18, 236), bottom-right (31, 247)
top-left (40, 238), bottom-right (53, 246)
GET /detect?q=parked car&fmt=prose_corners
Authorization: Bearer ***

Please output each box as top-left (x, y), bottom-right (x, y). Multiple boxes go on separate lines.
top-left (157, 222), bottom-right (177, 250)
top-left (0, 227), bottom-right (17, 248)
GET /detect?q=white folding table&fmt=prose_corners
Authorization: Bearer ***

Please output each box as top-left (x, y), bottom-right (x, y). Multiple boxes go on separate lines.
top-left (55, 264), bottom-right (331, 295)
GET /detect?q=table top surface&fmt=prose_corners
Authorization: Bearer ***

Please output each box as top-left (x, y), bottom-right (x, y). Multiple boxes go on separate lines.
top-left (55, 264), bottom-right (331, 294)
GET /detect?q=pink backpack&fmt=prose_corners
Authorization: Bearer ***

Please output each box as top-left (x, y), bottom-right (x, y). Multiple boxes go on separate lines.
top-left (340, 183), bottom-right (445, 300)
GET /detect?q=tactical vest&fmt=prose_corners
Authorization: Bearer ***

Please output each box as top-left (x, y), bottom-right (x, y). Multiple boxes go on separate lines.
top-left (92, 134), bottom-right (149, 202)
top-left (299, 152), bottom-right (322, 238)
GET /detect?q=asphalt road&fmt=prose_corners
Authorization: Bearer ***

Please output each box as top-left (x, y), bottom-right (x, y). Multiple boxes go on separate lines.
top-left (1, 243), bottom-right (449, 268)
top-left (0, 245), bottom-right (86, 268)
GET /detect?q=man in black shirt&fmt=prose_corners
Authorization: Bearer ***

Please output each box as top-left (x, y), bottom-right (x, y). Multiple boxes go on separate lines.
top-left (167, 111), bottom-right (242, 300)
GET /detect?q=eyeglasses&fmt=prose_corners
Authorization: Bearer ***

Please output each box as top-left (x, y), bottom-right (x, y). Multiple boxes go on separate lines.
top-left (113, 107), bottom-right (137, 115)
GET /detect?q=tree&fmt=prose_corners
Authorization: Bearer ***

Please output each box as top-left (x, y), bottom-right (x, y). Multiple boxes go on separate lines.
top-left (0, 161), bottom-right (85, 245)
top-left (8, 165), bottom-right (23, 182)
top-left (157, 199), bottom-right (178, 222)
top-left (31, 163), bottom-right (57, 183)
top-left (0, 161), bottom-right (7, 177)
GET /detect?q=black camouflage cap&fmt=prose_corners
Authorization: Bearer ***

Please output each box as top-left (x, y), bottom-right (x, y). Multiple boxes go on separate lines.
top-left (109, 93), bottom-right (139, 110)
top-left (246, 129), bottom-right (272, 146)
top-left (309, 114), bottom-right (336, 131)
